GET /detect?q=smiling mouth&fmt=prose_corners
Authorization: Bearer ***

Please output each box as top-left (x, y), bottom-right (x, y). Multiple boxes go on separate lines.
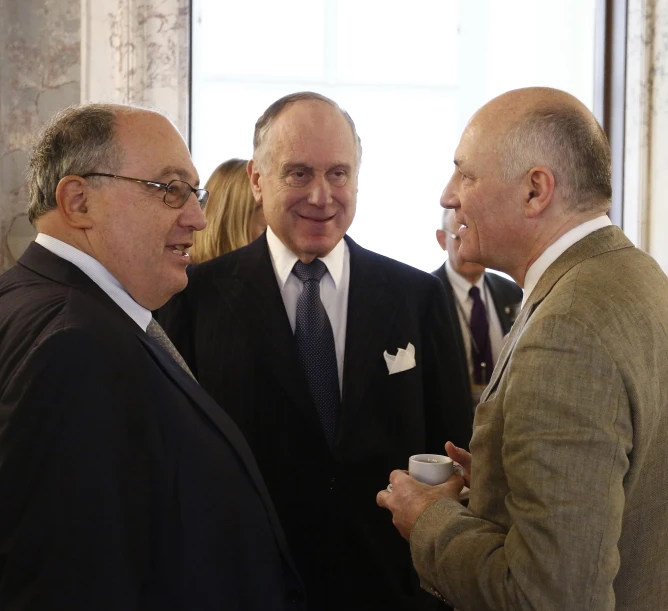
top-left (167, 244), bottom-right (191, 257)
top-left (298, 213), bottom-right (335, 223)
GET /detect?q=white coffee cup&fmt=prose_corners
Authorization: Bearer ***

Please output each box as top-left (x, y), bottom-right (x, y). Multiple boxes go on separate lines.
top-left (408, 453), bottom-right (464, 485)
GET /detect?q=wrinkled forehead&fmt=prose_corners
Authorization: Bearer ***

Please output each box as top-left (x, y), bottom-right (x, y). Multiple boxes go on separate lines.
top-left (266, 101), bottom-right (359, 168)
top-left (115, 111), bottom-right (199, 182)
top-left (455, 114), bottom-right (506, 169)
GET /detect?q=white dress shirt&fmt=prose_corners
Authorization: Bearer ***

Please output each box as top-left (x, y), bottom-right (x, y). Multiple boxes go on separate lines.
top-left (445, 260), bottom-right (505, 379)
top-left (266, 227), bottom-right (349, 393)
top-left (522, 215), bottom-right (612, 307)
top-left (35, 233), bottom-right (152, 331)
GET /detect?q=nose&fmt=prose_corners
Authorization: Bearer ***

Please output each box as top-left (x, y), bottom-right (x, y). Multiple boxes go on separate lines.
top-left (440, 171), bottom-right (459, 210)
top-left (307, 174), bottom-right (333, 207)
top-left (180, 193), bottom-right (207, 231)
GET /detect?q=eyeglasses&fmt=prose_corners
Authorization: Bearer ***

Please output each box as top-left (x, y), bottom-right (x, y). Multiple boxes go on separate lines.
top-left (81, 173), bottom-right (209, 209)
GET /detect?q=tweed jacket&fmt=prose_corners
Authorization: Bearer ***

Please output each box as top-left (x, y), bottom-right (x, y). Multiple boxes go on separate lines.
top-left (410, 226), bottom-right (668, 610)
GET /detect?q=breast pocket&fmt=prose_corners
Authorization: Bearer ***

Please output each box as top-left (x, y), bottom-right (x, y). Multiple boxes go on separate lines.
top-left (473, 393), bottom-right (503, 429)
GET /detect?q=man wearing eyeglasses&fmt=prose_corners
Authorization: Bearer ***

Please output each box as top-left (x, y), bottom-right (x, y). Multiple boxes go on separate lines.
top-left (0, 104), bottom-right (306, 610)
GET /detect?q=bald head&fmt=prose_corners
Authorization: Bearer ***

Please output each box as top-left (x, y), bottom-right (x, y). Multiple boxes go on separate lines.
top-left (471, 87), bottom-right (611, 213)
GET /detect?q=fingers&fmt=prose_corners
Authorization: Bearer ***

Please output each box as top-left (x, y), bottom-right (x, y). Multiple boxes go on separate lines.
top-left (376, 489), bottom-right (390, 508)
top-left (445, 441), bottom-right (471, 469)
top-left (377, 470), bottom-right (406, 509)
top-left (445, 440), bottom-right (472, 487)
top-left (444, 473), bottom-right (466, 493)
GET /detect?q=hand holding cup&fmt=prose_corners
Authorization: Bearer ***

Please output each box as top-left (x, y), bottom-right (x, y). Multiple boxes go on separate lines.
top-left (408, 453), bottom-right (464, 485)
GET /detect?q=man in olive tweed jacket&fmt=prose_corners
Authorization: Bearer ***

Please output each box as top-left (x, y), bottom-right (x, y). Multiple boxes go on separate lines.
top-left (377, 87), bottom-right (668, 610)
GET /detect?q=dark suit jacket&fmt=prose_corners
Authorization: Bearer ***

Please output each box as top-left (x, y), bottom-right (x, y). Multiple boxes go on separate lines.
top-left (0, 243), bottom-right (305, 611)
top-left (158, 234), bottom-right (472, 611)
top-left (432, 263), bottom-right (523, 340)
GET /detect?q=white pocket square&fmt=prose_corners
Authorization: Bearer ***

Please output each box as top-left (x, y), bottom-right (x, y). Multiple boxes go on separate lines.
top-left (383, 342), bottom-right (416, 375)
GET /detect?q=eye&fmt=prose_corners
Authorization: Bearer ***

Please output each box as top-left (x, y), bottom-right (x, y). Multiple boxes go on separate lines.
top-left (286, 170), bottom-right (311, 187)
top-left (458, 169), bottom-right (474, 182)
top-left (328, 169), bottom-right (348, 186)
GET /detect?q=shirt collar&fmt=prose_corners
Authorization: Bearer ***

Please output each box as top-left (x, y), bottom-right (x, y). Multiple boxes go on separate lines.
top-left (522, 215), bottom-right (612, 307)
top-left (445, 259), bottom-right (485, 294)
top-left (266, 226), bottom-right (346, 288)
top-left (35, 233), bottom-right (152, 331)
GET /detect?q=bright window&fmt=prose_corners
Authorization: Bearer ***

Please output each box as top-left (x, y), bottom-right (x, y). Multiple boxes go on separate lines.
top-left (191, 0), bottom-right (597, 271)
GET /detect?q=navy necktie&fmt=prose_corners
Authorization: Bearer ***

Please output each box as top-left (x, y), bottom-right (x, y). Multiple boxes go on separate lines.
top-left (469, 285), bottom-right (494, 385)
top-left (292, 259), bottom-right (340, 447)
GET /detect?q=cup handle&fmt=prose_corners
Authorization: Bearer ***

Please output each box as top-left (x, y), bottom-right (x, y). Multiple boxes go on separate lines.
top-left (454, 464), bottom-right (464, 477)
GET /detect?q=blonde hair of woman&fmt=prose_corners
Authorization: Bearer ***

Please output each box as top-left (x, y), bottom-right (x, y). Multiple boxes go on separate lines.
top-left (189, 158), bottom-right (265, 264)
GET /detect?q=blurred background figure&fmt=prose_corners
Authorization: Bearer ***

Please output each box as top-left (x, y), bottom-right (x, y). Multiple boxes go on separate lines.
top-left (434, 208), bottom-right (522, 403)
top-left (189, 158), bottom-right (266, 264)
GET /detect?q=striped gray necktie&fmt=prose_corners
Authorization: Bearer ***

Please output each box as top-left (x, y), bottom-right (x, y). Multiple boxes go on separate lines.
top-left (146, 318), bottom-right (196, 381)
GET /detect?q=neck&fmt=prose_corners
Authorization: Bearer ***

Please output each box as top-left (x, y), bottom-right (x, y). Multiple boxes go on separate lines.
top-left (460, 269), bottom-right (483, 285)
top-left (513, 211), bottom-right (606, 286)
top-left (448, 260), bottom-right (484, 285)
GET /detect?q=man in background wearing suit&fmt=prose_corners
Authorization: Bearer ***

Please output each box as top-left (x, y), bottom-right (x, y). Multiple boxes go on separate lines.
top-left (378, 87), bottom-right (668, 610)
top-left (433, 208), bottom-right (522, 400)
top-left (0, 103), bottom-right (305, 610)
top-left (158, 91), bottom-right (472, 610)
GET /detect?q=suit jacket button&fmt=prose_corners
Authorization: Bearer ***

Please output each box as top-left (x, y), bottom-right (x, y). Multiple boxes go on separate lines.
top-left (329, 477), bottom-right (336, 490)
top-left (286, 589), bottom-right (305, 604)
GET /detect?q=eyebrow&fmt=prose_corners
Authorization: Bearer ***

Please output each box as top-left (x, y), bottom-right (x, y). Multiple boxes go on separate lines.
top-left (156, 166), bottom-right (200, 187)
top-left (281, 161), bottom-right (353, 172)
top-left (281, 163), bottom-right (312, 172)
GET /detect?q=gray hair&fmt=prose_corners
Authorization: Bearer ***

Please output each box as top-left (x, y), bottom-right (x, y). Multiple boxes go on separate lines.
top-left (27, 103), bottom-right (125, 224)
top-left (501, 106), bottom-right (612, 213)
top-left (252, 91), bottom-right (362, 169)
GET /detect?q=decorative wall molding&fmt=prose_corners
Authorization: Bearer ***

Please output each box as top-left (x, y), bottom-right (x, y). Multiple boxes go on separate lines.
top-left (0, 0), bottom-right (80, 272)
top-left (0, 0), bottom-right (190, 271)
top-left (81, 0), bottom-right (190, 138)
top-left (624, 0), bottom-right (653, 250)
top-left (624, 0), bottom-right (668, 271)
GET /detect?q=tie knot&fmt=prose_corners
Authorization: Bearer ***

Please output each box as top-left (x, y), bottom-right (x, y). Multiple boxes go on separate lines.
top-left (293, 259), bottom-right (327, 283)
top-left (469, 285), bottom-right (481, 300)
top-left (146, 317), bottom-right (164, 339)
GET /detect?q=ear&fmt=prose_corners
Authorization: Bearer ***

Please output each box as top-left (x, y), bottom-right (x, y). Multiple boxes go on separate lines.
top-left (55, 175), bottom-right (94, 229)
top-left (436, 229), bottom-right (447, 251)
top-left (247, 159), bottom-right (263, 204)
top-left (523, 166), bottom-right (555, 219)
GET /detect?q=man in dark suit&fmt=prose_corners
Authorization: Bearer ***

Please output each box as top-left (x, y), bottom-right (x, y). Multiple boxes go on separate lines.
top-left (0, 103), bottom-right (305, 610)
top-left (434, 208), bottom-right (522, 395)
top-left (158, 92), bottom-right (472, 610)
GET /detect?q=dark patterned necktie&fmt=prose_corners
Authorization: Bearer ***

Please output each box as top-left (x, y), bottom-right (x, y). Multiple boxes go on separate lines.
top-left (292, 259), bottom-right (340, 447)
top-left (469, 285), bottom-right (494, 385)
top-left (146, 318), bottom-right (196, 381)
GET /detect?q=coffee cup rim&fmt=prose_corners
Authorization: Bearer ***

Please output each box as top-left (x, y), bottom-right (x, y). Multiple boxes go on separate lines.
top-left (409, 453), bottom-right (452, 465)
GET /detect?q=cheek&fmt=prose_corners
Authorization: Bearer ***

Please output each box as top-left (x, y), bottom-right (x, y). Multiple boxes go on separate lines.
top-left (338, 186), bottom-right (357, 211)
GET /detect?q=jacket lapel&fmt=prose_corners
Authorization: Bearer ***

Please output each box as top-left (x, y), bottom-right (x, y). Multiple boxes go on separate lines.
top-left (437, 267), bottom-right (467, 363)
top-left (485, 275), bottom-right (513, 335)
top-left (481, 225), bottom-right (634, 400)
top-left (213, 237), bottom-right (317, 426)
top-left (138, 333), bottom-right (299, 576)
top-left (340, 238), bottom-right (399, 425)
